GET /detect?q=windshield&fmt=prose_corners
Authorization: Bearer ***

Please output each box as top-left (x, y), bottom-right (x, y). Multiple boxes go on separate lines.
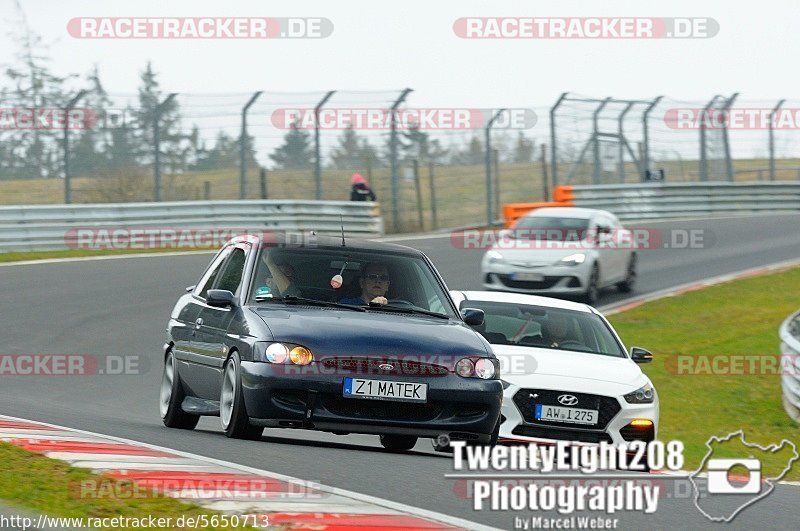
top-left (512, 217), bottom-right (591, 241)
top-left (251, 245), bottom-right (457, 319)
top-left (460, 300), bottom-right (625, 357)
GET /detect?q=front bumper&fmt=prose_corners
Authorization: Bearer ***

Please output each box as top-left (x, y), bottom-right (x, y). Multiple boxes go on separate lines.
top-left (498, 384), bottom-right (659, 446)
top-left (240, 361), bottom-right (503, 442)
top-left (481, 262), bottom-right (592, 295)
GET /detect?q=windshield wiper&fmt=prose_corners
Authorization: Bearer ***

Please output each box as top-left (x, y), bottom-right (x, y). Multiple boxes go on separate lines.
top-left (255, 295), bottom-right (366, 311)
top-left (366, 304), bottom-right (451, 320)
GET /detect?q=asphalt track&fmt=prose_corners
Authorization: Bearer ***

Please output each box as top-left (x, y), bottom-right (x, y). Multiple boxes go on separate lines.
top-left (1, 213), bottom-right (799, 530)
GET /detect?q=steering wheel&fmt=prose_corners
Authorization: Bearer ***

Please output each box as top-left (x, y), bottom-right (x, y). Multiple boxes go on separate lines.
top-left (387, 299), bottom-right (415, 308)
top-left (556, 340), bottom-right (588, 350)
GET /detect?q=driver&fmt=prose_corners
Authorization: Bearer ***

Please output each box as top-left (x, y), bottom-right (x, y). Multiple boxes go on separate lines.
top-left (339, 262), bottom-right (390, 305)
top-left (542, 312), bottom-right (575, 348)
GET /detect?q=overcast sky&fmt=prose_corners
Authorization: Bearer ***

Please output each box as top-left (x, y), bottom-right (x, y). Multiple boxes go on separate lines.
top-left (0, 0), bottom-right (796, 106)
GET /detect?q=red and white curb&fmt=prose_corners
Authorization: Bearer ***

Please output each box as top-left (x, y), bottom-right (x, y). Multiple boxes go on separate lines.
top-left (599, 257), bottom-right (800, 316)
top-left (0, 416), bottom-right (497, 530)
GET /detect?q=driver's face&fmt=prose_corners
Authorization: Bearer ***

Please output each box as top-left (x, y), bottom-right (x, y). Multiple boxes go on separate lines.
top-left (547, 314), bottom-right (570, 338)
top-left (360, 265), bottom-right (390, 300)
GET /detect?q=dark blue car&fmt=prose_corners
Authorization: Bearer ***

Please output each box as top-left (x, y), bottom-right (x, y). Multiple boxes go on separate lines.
top-left (160, 233), bottom-right (503, 450)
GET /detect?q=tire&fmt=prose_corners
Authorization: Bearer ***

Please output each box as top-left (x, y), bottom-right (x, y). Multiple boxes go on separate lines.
top-left (581, 264), bottom-right (600, 305)
top-left (160, 351), bottom-right (200, 430)
top-left (380, 435), bottom-right (418, 451)
top-left (220, 352), bottom-right (264, 440)
top-left (616, 254), bottom-right (637, 293)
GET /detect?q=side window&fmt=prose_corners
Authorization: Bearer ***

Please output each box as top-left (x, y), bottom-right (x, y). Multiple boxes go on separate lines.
top-left (195, 247), bottom-right (233, 299)
top-left (213, 247), bottom-right (248, 295)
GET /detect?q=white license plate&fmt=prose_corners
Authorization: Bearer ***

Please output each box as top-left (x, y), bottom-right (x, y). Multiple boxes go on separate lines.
top-left (535, 404), bottom-right (598, 425)
top-left (343, 377), bottom-right (427, 403)
top-left (513, 272), bottom-right (544, 281)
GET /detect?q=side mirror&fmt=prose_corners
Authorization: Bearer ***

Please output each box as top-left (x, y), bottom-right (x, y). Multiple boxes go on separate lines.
top-left (185, 285), bottom-right (196, 293)
top-left (207, 289), bottom-right (237, 308)
top-left (461, 308), bottom-right (485, 327)
top-left (630, 346), bottom-right (653, 364)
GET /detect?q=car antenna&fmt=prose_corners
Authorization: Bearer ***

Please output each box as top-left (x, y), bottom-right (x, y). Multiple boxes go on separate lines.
top-left (340, 214), bottom-right (346, 247)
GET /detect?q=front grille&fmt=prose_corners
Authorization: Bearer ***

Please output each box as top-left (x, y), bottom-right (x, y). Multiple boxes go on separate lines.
top-left (496, 275), bottom-right (579, 290)
top-left (321, 394), bottom-right (442, 421)
top-left (320, 357), bottom-right (449, 377)
top-left (619, 423), bottom-right (655, 442)
top-left (513, 388), bottom-right (621, 430)
top-left (511, 425), bottom-right (612, 444)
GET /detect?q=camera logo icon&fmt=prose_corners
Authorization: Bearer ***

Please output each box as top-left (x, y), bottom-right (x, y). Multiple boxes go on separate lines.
top-left (706, 458), bottom-right (761, 494)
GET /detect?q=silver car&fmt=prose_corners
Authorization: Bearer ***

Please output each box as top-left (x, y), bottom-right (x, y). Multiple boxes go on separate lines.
top-left (480, 207), bottom-right (636, 304)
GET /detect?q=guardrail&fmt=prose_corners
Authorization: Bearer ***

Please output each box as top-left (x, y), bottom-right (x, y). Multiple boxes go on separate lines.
top-left (565, 181), bottom-right (800, 221)
top-left (0, 200), bottom-right (383, 252)
top-left (780, 309), bottom-right (800, 424)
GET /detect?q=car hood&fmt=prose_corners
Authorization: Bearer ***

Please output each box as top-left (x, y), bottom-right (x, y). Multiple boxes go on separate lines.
top-left (492, 344), bottom-right (648, 395)
top-left (252, 307), bottom-right (491, 363)
top-left (488, 245), bottom-right (589, 266)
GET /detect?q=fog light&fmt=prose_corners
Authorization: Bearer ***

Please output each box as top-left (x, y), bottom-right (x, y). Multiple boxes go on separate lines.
top-left (289, 346), bottom-right (313, 366)
top-left (265, 343), bottom-right (289, 363)
top-left (630, 419), bottom-right (653, 427)
top-left (456, 358), bottom-right (475, 377)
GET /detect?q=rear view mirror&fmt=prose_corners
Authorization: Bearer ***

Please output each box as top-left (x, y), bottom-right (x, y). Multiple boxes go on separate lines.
top-left (461, 308), bottom-right (485, 326)
top-left (207, 289), bottom-right (237, 308)
top-left (630, 346), bottom-right (653, 363)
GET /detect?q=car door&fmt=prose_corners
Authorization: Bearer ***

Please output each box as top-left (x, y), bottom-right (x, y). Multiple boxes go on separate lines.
top-left (194, 243), bottom-right (251, 399)
top-left (176, 245), bottom-right (233, 398)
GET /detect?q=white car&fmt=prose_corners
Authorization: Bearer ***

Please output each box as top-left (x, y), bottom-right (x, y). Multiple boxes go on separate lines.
top-left (447, 290), bottom-right (658, 448)
top-left (481, 207), bottom-right (636, 304)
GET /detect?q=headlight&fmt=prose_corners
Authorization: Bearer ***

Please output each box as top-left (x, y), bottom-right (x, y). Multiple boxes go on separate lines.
top-left (456, 357), bottom-right (499, 379)
top-left (559, 253), bottom-right (586, 266)
top-left (485, 250), bottom-right (504, 264)
top-left (624, 383), bottom-right (655, 404)
top-left (256, 342), bottom-right (313, 365)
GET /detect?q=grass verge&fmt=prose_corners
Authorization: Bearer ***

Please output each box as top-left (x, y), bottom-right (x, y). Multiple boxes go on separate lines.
top-left (608, 267), bottom-right (800, 479)
top-left (0, 442), bottom-right (262, 529)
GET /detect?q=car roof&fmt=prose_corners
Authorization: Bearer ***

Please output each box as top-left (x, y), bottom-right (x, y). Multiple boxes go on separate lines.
top-left (522, 207), bottom-right (611, 220)
top-left (453, 290), bottom-right (596, 314)
top-left (229, 233), bottom-right (424, 257)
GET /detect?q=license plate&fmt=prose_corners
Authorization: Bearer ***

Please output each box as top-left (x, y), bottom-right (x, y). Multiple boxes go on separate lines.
top-left (535, 404), bottom-right (598, 425)
top-left (513, 272), bottom-right (544, 281)
top-left (343, 377), bottom-right (427, 403)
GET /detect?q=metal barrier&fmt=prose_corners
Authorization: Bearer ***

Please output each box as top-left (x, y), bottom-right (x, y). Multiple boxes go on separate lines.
top-left (0, 200), bottom-right (383, 252)
top-left (780, 309), bottom-right (800, 424)
top-left (565, 181), bottom-right (800, 220)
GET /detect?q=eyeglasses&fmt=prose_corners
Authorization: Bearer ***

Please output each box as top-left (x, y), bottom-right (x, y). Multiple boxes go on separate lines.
top-left (364, 273), bottom-right (389, 281)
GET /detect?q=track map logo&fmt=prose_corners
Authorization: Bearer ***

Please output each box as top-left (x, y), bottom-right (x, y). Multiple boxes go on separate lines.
top-left (689, 430), bottom-right (798, 522)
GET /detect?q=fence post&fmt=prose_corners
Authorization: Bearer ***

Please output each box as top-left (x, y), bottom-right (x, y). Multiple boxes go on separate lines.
top-left (769, 99), bottom-right (786, 181)
top-left (413, 160), bottom-right (424, 230)
top-left (154, 93), bottom-right (178, 202)
top-left (260, 168), bottom-right (267, 199)
top-left (240, 91), bottom-right (263, 200)
top-left (540, 143), bottom-right (549, 201)
top-left (485, 108), bottom-right (506, 226)
top-left (592, 97), bottom-right (611, 184)
top-left (63, 90), bottom-right (87, 205)
top-left (617, 102), bottom-right (635, 182)
top-left (641, 96), bottom-right (662, 182)
top-left (493, 148), bottom-right (501, 220)
top-left (389, 88), bottom-right (413, 231)
top-left (203, 181), bottom-right (211, 200)
top-left (721, 92), bottom-right (739, 182)
top-left (550, 92), bottom-right (568, 188)
top-left (314, 90), bottom-right (336, 200)
top-left (699, 95), bottom-right (721, 182)
top-left (428, 162), bottom-right (438, 230)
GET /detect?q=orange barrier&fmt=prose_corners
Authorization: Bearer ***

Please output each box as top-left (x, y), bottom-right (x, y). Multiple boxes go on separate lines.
top-left (502, 187), bottom-right (574, 227)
